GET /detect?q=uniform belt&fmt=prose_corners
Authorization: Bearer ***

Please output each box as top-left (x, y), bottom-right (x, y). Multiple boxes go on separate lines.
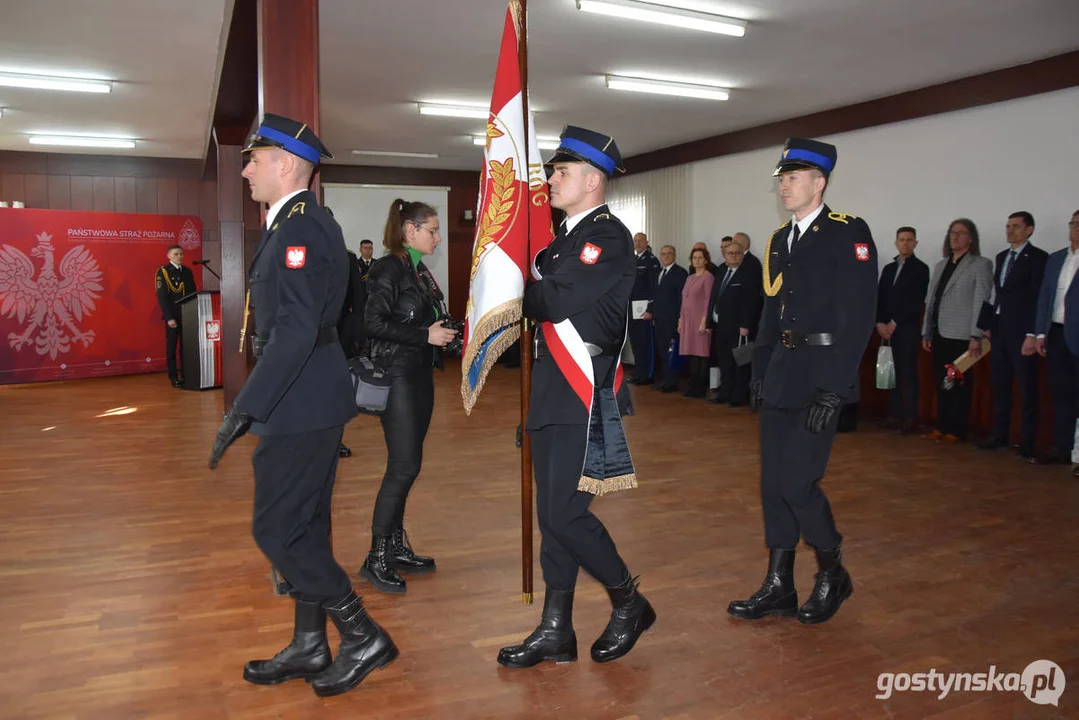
top-left (780, 330), bottom-right (833, 349)
top-left (252, 326), bottom-right (338, 358)
top-left (533, 335), bottom-right (614, 359)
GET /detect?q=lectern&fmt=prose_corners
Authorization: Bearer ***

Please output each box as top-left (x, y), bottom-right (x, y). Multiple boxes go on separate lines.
top-left (178, 291), bottom-right (223, 390)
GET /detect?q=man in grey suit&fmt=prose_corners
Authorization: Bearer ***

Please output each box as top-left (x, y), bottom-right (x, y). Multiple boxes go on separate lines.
top-left (922, 218), bottom-right (994, 442)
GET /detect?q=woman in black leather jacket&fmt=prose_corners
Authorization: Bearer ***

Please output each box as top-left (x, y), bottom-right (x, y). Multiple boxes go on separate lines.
top-left (359, 199), bottom-right (457, 594)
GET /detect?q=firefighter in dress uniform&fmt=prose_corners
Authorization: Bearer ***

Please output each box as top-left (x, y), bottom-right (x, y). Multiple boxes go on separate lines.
top-left (498, 126), bottom-right (656, 668)
top-left (155, 245), bottom-right (197, 387)
top-left (208, 113), bottom-right (396, 697)
top-left (728, 138), bottom-right (877, 625)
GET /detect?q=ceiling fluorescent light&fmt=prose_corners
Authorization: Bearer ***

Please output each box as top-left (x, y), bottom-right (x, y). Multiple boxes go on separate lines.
top-left (606, 75), bottom-right (730, 101)
top-left (576, 0), bottom-right (745, 36)
top-left (473, 135), bottom-right (561, 150)
top-left (352, 149), bottom-right (439, 159)
top-left (0, 70), bottom-right (112, 93)
top-left (29, 135), bottom-right (135, 149)
top-left (418, 103), bottom-right (489, 119)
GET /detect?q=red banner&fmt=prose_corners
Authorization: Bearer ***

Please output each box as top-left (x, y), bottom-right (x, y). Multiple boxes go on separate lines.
top-left (0, 208), bottom-right (203, 384)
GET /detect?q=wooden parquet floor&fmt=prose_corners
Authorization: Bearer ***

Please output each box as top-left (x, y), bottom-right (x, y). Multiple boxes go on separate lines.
top-left (1, 363), bottom-right (1076, 720)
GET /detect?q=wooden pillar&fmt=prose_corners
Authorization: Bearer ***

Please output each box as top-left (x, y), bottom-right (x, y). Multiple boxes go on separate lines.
top-left (257, 0), bottom-right (322, 199)
top-left (215, 128), bottom-right (250, 411)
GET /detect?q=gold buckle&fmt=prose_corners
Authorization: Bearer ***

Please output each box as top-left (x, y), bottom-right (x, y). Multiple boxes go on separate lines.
top-left (781, 330), bottom-right (793, 348)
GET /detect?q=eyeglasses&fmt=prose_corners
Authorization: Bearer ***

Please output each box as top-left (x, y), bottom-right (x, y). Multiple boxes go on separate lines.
top-left (419, 225), bottom-right (441, 236)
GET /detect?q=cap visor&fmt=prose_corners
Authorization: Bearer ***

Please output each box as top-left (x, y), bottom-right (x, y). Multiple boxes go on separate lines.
top-left (772, 160), bottom-right (824, 177)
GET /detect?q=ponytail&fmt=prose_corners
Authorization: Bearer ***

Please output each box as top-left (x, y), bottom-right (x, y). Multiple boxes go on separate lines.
top-left (383, 198), bottom-right (437, 259)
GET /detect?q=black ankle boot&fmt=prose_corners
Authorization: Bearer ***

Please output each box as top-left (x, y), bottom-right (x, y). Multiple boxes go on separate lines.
top-left (358, 535), bottom-right (406, 594)
top-left (497, 588), bottom-right (578, 668)
top-left (727, 548), bottom-right (798, 620)
top-left (308, 590), bottom-right (398, 697)
top-left (390, 526), bottom-right (436, 574)
top-left (797, 545), bottom-right (853, 625)
top-left (590, 575), bottom-right (656, 663)
top-left (242, 599), bottom-right (332, 685)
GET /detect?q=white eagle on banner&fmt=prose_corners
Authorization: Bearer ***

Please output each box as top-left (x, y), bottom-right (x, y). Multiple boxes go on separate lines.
top-left (0, 232), bottom-right (104, 359)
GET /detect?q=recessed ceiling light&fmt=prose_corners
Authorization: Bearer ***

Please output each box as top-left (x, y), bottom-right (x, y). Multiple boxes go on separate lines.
top-left (576, 0), bottom-right (746, 36)
top-left (418, 102), bottom-right (489, 119)
top-left (0, 70), bottom-right (112, 93)
top-left (605, 74), bottom-right (730, 101)
top-left (472, 135), bottom-right (561, 150)
top-left (29, 135), bottom-right (136, 149)
top-left (351, 149), bottom-right (439, 159)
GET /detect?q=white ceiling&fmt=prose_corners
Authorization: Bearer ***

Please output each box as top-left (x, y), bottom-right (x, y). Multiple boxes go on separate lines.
top-left (0, 0), bottom-right (231, 160)
top-left (0, 0), bottom-right (1077, 168)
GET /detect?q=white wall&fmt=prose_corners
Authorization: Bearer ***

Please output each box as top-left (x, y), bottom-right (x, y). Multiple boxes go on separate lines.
top-left (323, 184), bottom-right (451, 298)
top-left (688, 87), bottom-right (1079, 270)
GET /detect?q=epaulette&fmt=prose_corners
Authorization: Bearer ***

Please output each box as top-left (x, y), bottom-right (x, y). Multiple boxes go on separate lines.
top-left (827, 211), bottom-right (859, 225)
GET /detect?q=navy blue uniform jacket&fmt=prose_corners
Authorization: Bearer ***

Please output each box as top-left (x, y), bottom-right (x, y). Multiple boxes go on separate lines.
top-left (235, 190), bottom-right (357, 435)
top-left (752, 206), bottom-right (878, 409)
top-left (523, 205), bottom-right (635, 428)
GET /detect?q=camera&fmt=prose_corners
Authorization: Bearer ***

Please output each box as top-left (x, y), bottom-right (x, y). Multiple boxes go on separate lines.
top-left (441, 317), bottom-right (464, 357)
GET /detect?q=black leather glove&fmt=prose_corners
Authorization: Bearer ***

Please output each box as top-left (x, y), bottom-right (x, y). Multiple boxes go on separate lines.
top-left (749, 378), bottom-right (764, 412)
top-left (209, 406), bottom-right (252, 469)
top-left (805, 389), bottom-right (842, 434)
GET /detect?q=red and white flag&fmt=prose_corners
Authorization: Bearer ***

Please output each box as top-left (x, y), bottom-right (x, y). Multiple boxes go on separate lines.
top-left (461, 0), bottom-right (553, 414)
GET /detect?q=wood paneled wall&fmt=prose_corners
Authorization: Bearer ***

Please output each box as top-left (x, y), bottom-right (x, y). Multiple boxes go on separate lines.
top-left (0, 151), bottom-right (222, 291)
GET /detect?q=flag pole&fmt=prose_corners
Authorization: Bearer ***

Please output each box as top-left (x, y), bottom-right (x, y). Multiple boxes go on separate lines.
top-left (517, 0), bottom-right (534, 606)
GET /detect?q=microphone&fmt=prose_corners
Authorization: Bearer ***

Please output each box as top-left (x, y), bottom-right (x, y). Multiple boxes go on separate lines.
top-left (192, 259), bottom-right (210, 265)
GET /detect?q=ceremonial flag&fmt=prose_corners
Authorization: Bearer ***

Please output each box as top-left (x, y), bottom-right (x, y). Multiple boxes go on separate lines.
top-left (461, 0), bottom-right (553, 415)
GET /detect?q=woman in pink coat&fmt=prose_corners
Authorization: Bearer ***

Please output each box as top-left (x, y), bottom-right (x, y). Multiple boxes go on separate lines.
top-left (678, 247), bottom-right (715, 398)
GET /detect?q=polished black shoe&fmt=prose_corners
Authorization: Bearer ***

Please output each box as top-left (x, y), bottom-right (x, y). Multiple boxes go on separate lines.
top-left (390, 526), bottom-right (435, 574)
top-left (243, 599), bottom-right (332, 685)
top-left (797, 545), bottom-right (853, 625)
top-left (338, 443), bottom-right (352, 458)
top-left (1017, 442), bottom-right (1035, 460)
top-left (497, 588), bottom-right (577, 668)
top-left (590, 575), bottom-right (656, 663)
top-left (358, 536), bottom-right (406, 594)
top-left (727, 548), bottom-right (798, 620)
top-left (309, 590), bottom-right (398, 697)
top-left (170, 377), bottom-right (182, 388)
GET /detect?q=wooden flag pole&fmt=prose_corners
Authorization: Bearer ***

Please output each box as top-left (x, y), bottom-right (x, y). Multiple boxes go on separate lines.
top-left (516, 0), bottom-right (534, 606)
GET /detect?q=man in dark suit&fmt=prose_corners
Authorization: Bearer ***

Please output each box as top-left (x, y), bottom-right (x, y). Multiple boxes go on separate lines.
top-left (155, 244), bottom-right (198, 388)
top-left (875, 226), bottom-right (930, 433)
top-left (733, 232), bottom-right (763, 284)
top-left (499, 125), bottom-right (654, 670)
top-left (358, 238), bottom-right (375, 278)
top-left (729, 137), bottom-right (877, 625)
top-left (628, 232), bottom-right (660, 384)
top-left (707, 241), bottom-right (762, 405)
top-left (976, 211), bottom-right (1048, 458)
top-left (649, 245), bottom-right (687, 392)
top-left (1033, 210), bottom-right (1079, 472)
top-left (208, 113), bottom-right (396, 698)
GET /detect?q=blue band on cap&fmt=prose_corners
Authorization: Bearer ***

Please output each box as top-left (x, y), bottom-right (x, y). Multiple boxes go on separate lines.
top-left (782, 148), bottom-right (834, 172)
top-left (256, 125), bottom-right (322, 165)
top-left (557, 137), bottom-right (617, 175)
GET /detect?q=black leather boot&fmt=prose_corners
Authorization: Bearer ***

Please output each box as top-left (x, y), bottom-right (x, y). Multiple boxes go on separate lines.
top-left (308, 590), bottom-right (398, 697)
top-left (727, 548), bottom-right (798, 620)
top-left (797, 545), bottom-right (853, 625)
top-left (390, 526), bottom-right (436, 574)
top-left (590, 575), bottom-right (656, 663)
top-left (497, 588), bottom-right (577, 668)
top-left (358, 535), bottom-right (406, 594)
top-left (242, 599), bottom-right (332, 685)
